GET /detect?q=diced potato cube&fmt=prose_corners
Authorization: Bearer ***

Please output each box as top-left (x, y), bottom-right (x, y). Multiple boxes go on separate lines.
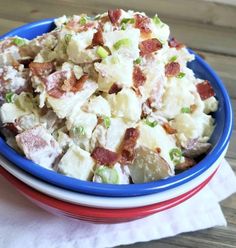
top-left (107, 88), bottom-right (141, 122)
top-left (57, 145), bottom-right (95, 180)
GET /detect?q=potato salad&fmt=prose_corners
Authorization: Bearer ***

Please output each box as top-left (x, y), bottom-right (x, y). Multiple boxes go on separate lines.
top-left (0, 9), bottom-right (218, 184)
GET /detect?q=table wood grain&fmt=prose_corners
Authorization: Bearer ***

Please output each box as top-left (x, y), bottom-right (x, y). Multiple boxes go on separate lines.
top-left (0, 0), bottom-right (235, 247)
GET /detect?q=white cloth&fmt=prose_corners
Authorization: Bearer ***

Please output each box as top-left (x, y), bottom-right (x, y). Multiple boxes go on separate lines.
top-left (0, 159), bottom-right (236, 248)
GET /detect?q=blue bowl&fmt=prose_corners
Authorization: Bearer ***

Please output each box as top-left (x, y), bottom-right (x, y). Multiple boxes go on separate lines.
top-left (0, 19), bottom-right (233, 197)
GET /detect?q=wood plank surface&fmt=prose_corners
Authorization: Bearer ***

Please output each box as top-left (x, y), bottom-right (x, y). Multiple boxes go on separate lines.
top-left (0, 1), bottom-right (235, 248)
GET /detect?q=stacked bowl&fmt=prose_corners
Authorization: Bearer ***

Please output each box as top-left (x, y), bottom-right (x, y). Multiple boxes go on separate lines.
top-left (0, 19), bottom-right (233, 223)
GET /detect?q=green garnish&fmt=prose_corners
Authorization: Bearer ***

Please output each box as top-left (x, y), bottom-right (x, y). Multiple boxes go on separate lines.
top-left (64, 34), bottom-right (72, 44)
top-left (103, 116), bottom-right (111, 129)
top-left (94, 14), bottom-right (101, 20)
top-left (169, 148), bottom-right (182, 164)
top-left (73, 126), bottom-right (85, 136)
top-left (152, 14), bottom-right (164, 27)
top-left (113, 38), bottom-right (132, 50)
top-left (121, 23), bottom-right (127, 30)
top-left (181, 107), bottom-right (191, 113)
top-left (12, 38), bottom-right (25, 46)
top-left (120, 18), bottom-right (135, 30)
top-left (5, 92), bottom-right (15, 103)
top-left (153, 15), bottom-right (161, 25)
top-left (96, 46), bottom-right (109, 59)
top-left (170, 55), bottom-right (178, 62)
top-left (134, 57), bottom-right (142, 64)
top-left (145, 119), bottom-right (158, 128)
top-left (176, 72), bottom-right (186, 79)
top-left (79, 16), bottom-right (87, 25)
top-left (120, 18), bottom-right (135, 25)
top-left (95, 166), bottom-right (119, 184)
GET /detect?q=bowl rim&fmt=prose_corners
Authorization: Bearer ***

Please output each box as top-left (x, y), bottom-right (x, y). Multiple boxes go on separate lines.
top-left (0, 18), bottom-right (233, 197)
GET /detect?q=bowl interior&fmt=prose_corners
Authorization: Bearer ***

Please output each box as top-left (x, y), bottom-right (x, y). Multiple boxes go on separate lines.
top-left (0, 19), bottom-right (233, 197)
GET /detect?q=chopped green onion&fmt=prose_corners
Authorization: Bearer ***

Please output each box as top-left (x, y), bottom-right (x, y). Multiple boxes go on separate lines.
top-left (176, 72), bottom-right (186, 79)
top-left (103, 116), bottom-right (111, 129)
top-left (113, 38), bottom-right (132, 50)
top-left (96, 46), bottom-right (109, 59)
top-left (12, 38), bottom-right (25, 46)
top-left (181, 107), bottom-right (191, 113)
top-left (94, 14), bottom-right (101, 20)
top-left (111, 55), bottom-right (120, 64)
top-left (152, 14), bottom-right (164, 26)
top-left (95, 166), bottom-right (119, 184)
top-left (169, 148), bottom-right (182, 164)
top-left (73, 126), bottom-right (85, 136)
top-left (79, 16), bottom-right (87, 25)
top-left (170, 55), bottom-right (178, 62)
top-left (121, 23), bottom-right (126, 30)
top-left (145, 119), bottom-right (158, 128)
top-left (134, 57), bottom-right (142, 64)
top-left (120, 18), bottom-right (135, 25)
top-left (64, 34), bottom-right (72, 44)
top-left (5, 92), bottom-right (15, 103)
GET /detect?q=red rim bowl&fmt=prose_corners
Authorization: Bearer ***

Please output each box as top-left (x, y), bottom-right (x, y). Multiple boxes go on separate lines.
top-left (0, 165), bottom-right (219, 223)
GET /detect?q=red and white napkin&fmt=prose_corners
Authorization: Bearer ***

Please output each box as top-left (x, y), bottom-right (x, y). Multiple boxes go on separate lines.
top-left (0, 159), bottom-right (236, 248)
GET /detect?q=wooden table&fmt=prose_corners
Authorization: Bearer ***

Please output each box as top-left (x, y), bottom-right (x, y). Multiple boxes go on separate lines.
top-left (0, 0), bottom-right (235, 247)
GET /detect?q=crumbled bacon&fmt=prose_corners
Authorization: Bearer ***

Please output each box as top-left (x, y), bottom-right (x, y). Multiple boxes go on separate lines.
top-left (71, 74), bottom-right (89, 92)
top-left (155, 147), bottom-right (161, 153)
top-left (165, 62), bottom-right (180, 77)
top-left (133, 65), bottom-right (146, 88)
top-left (91, 28), bottom-right (104, 46)
top-left (135, 14), bottom-right (151, 34)
top-left (120, 128), bottom-right (140, 164)
top-left (29, 62), bottom-right (54, 77)
top-left (175, 157), bottom-right (195, 171)
top-left (91, 147), bottom-right (119, 165)
top-left (3, 123), bottom-right (19, 135)
top-left (44, 70), bottom-right (88, 98)
top-left (139, 38), bottom-right (162, 56)
top-left (108, 9), bottom-right (122, 24)
top-left (44, 71), bottom-right (67, 98)
top-left (162, 122), bottom-right (177, 134)
top-left (168, 37), bottom-right (185, 50)
top-left (66, 21), bottom-right (95, 32)
top-left (108, 83), bottom-right (122, 94)
top-left (196, 80), bottom-right (215, 100)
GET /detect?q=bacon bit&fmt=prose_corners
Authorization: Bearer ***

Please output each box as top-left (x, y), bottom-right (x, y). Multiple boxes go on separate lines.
top-left (71, 74), bottom-right (89, 92)
top-left (66, 20), bottom-right (95, 32)
top-left (135, 14), bottom-right (151, 34)
top-left (29, 62), bottom-right (54, 77)
top-left (190, 104), bottom-right (197, 113)
top-left (99, 15), bottom-right (110, 24)
top-left (196, 80), bottom-right (215, 100)
top-left (155, 147), bottom-right (161, 153)
top-left (91, 147), bottom-right (119, 165)
top-left (108, 9), bottom-right (122, 24)
top-left (139, 38), bottom-right (162, 56)
top-left (162, 123), bottom-right (177, 134)
top-left (91, 28), bottom-right (104, 46)
top-left (47, 88), bottom-right (65, 98)
top-left (165, 62), bottom-right (180, 77)
top-left (168, 37), bottom-right (185, 50)
top-left (175, 157), bottom-right (196, 171)
top-left (108, 83), bottom-right (122, 94)
top-left (3, 123), bottom-right (19, 135)
top-left (133, 65), bottom-right (146, 88)
top-left (120, 128), bottom-right (140, 164)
